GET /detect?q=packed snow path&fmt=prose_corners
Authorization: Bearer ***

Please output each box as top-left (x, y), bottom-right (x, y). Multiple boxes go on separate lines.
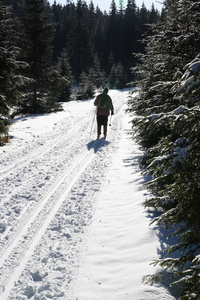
top-left (0, 90), bottom-right (175, 299)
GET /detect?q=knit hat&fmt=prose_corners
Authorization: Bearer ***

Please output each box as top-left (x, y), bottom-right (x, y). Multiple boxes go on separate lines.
top-left (103, 87), bottom-right (108, 94)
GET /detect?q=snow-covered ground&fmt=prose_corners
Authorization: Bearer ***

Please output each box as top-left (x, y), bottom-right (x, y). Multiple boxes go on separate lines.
top-left (0, 89), bottom-right (176, 299)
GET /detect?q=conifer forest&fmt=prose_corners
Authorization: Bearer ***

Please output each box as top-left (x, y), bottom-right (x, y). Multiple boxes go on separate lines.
top-left (1, 0), bottom-right (200, 299)
top-left (128, 1), bottom-right (200, 298)
top-left (0, 0), bottom-right (160, 136)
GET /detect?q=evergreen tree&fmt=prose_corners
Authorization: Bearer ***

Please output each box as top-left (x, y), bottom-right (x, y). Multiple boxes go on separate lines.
top-left (77, 71), bottom-right (95, 100)
top-left (56, 49), bottom-right (73, 102)
top-left (103, 0), bottom-right (119, 68)
top-left (108, 61), bottom-right (127, 89)
top-left (0, 0), bottom-right (29, 143)
top-left (122, 0), bottom-right (138, 79)
top-left (123, 0), bottom-right (137, 55)
top-left (51, 1), bottom-right (64, 60)
top-left (107, 51), bottom-right (115, 75)
top-left (67, 0), bottom-right (94, 81)
top-left (89, 54), bottom-right (106, 89)
top-left (19, 0), bottom-right (59, 114)
top-left (88, 0), bottom-right (95, 34)
top-left (149, 4), bottom-right (159, 24)
top-left (93, 6), bottom-right (105, 57)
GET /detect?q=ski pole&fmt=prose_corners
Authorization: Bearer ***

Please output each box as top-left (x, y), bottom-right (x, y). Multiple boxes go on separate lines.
top-left (90, 108), bottom-right (96, 134)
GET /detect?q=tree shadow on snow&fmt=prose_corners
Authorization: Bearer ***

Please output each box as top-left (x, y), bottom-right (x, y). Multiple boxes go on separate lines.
top-left (11, 112), bottom-right (58, 124)
top-left (123, 152), bottom-right (180, 299)
top-left (144, 209), bottom-right (181, 299)
top-left (123, 154), bottom-right (152, 186)
top-left (87, 138), bottom-right (110, 153)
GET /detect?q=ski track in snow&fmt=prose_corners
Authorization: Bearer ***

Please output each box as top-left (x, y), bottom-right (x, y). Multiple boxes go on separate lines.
top-left (0, 90), bottom-right (127, 299)
top-left (0, 89), bottom-right (176, 300)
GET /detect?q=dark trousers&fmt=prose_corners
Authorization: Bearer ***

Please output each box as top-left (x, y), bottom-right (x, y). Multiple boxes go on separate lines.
top-left (97, 115), bottom-right (108, 136)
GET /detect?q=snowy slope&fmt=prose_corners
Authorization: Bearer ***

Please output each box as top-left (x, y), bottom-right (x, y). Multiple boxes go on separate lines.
top-left (0, 89), bottom-right (175, 299)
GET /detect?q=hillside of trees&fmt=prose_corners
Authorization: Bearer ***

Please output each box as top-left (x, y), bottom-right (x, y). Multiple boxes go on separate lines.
top-left (128, 0), bottom-right (200, 298)
top-left (0, 0), bottom-right (160, 143)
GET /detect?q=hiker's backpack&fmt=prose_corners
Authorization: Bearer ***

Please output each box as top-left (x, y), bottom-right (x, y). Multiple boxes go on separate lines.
top-left (99, 94), bottom-right (109, 110)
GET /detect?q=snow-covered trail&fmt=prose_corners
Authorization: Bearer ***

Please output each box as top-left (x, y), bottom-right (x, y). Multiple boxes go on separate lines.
top-left (0, 90), bottom-right (126, 299)
top-left (0, 89), bottom-right (176, 299)
top-left (75, 112), bottom-right (175, 300)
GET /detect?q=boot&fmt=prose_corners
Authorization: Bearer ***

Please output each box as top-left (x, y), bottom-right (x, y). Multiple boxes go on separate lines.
top-left (97, 124), bottom-right (101, 139)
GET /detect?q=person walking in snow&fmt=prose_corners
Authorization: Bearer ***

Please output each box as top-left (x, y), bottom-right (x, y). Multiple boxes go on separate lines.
top-left (94, 87), bottom-right (114, 139)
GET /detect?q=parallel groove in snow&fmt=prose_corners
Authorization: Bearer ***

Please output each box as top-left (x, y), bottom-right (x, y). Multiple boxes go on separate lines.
top-left (0, 138), bottom-right (105, 299)
top-left (0, 117), bottom-right (94, 247)
top-left (0, 139), bottom-right (97, 265)
top-left (0, 91), bottom-right (127, 299)
top-left (0, 116), bottom-right (74, 169)
top-left (0, 116), bottom-right (91, 177)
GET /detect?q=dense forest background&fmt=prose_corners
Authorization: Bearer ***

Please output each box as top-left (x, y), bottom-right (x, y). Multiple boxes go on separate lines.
top-left (0, 0), bottom-right (160, 140)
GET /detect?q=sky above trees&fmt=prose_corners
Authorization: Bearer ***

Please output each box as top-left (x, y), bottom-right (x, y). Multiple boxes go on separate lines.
top-left (48, 0), bottom-right (163, 11)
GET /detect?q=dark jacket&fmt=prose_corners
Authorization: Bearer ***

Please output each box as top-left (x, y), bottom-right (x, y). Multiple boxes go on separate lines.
top-left (94, 91), bottom-right (114, 116)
